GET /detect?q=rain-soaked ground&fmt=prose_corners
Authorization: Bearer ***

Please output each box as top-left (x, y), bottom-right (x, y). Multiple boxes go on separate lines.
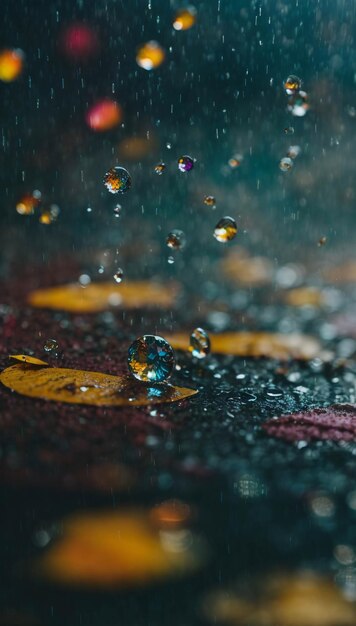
top-left (1, 1), bottom-right (356, 625)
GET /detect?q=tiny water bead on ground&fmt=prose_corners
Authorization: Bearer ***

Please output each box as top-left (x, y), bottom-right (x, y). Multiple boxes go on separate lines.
top-left (166, 229), bottom-right (186, 250)
top-left (127, 335), bottom-right (175, 383)
top-left (103, 166), bottom-right (131, 194)
top-left (213, 217), bottom-right (238, 242)
top-left (189, 328), bottom-right (210, 359)
top-left (178, 155), bottom-right (194, 172)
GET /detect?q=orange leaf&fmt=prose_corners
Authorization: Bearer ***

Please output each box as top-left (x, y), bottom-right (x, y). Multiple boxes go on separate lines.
top-left (28, 281), bottom-right (179, 313)
top-left (8, 354), bottom-right (49, 366)
top-left (285, 287), bottom-right (326, 307)
top-left (35, 509), bottom-right (205, 587)
top-left (0, 363), bottom-right (197, 407)
top-left (165, 331), bottom-right (323, 361)
top-left (221, 250), bottom-right (274, 286)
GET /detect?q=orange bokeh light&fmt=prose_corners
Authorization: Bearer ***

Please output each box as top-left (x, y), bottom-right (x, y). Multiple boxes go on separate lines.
top-left (0, 49), bottom-right (24, 82)
top-left (86, 99), bottom-right (122, 131)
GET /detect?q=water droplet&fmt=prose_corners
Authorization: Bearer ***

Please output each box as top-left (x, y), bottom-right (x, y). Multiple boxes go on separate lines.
top-left (79, 273), bottom-right (91, 286)
top-left (213, 216), bottom-right (237, 242)
top-left (279, 157), bottom-right (293, 172)
top-left (318, 236), bottom-right (327, 247)
top-left (103, 166), bottom-right (131, 194)
top-left (288, 90), bottom-right (309, 117)
top-left (204, 195), bottom-right (216, 207)
top-left (287, 145), bottom-right (301, 159)
top-left (178, 155), bottom-right (194, 172)
top-left (113, 203), bottom-right (122, 217)
top-left (284, 126), bottom-right (295, 134)
top-left (136, 41), bottom-right (165, 70)
top-left (127, 335), bottom-right (175, 383)
top-left (16, 190), bottom-right (41, 215)
top-left (265, 385), bottom-right (284, 398)
top-left (189, 327), bottom-right (210, 359)
top-left (113, 268), bottom-right (124, 283)
top-left (155, 162), bottom-right (166, 175)
top-left (167, 256), bottom-right (175, 264)
top-left (228, 154), bottom-right (243, 168)
top-left (173, 6), bottom-right (197, 31)
top-left (284, 74), bottom-right (302, 95)
top-left (44, 338), bottom-right (59, 354)
top-left (166, 142), bottom-right (172, 149)
top-left (166, 229), bottom-right (186, 250)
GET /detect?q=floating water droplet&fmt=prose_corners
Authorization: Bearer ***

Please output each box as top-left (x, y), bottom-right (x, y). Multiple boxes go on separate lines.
top-left (204, 195), bottom-right (216, 207)
top-left (167, 256), bottom-right (175, 264)
top-left (127, 335), bottom-right (175, 383)
top-left (44, 338), bottom-right (59, 354)
top-left (284, 74), bottom-right (302, 95)
top-left (189, 327), bottom-right (210, 359)
top-left (287, 145), bottom-right (301, 159)
top-left (166, 229), bottom-right (186, 250)
top-left (279, 157), bottom-right (293, 172)
top-left (318, 236), bottom-right (327, 247)
top-left (155, 162), bottom-right (166, 175)
top-left (213, 217), bottom-right (237, 242)
top-left (173, 6), bottom-right (197, 31)
top-left (178, 155), bottom-right (194, 172)
top-left (288, 90), bottom-right (309, 117)
top-left (228, 154), bottom-right (243, 168)
top-left (284, 126), bottom-right (295, 135)
top-left (136, 41), bottom-right (165, 70)
top-left (113, 203), bottom-right (122, 217)
top-left (166, 142), bottom-right (172, 149)
top-left (113, 268), bottom-right (124, 283)
top-left (79, 273), bottom-right (91, 286)
top-left (104, 166), bottom-right (131, 194)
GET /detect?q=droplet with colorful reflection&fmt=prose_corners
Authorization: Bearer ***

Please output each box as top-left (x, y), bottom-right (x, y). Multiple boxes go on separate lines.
top-left (288, 90), bottom-right (309, 117)
top-left (173, 6), bottom-right (197, 31)
top-left (136, 41), bottom-right (165, 70)
top-left (166, 229), bottom-right (186, 251)
top-left (178, 155), bottom-right (194, 172)
top-left (113, 268), bottom-right (124, 283)
top-left (155, 162), bottom-right (166, 175)
top-left (104, 166), bottom-right (131, 194)
top-left (16, 190), bottom-right (41, 215)
top-left (279, 157), bottom-right (293, 172)
top-left (190, 328), bottom-right (210, 359)
top-left (39, 211), bottom-right (53, 225)
top-left (284, 74), bottom-right (302, 95)
top-left (204, 195), bottom-right (216, 207)
top-left (0, 48), bottom-right (24, 82)
top-left (214, 217), bottom-right (238, 243)
top-left (127, 335), bottom-right (175, 383)
top-left (86, 99), bottom-right (122, 132)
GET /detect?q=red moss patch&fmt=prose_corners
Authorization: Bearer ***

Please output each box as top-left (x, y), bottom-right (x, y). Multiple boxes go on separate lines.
top-left (263, 404), bottom-right (356, 442)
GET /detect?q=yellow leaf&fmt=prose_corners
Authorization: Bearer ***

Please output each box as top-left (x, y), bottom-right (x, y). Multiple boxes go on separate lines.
top-left (35, 509), bottom-right (205, 587)
top-left (0, 363), bottom-right (197, 407)
top-left (165, 331), bottom-right (322, 361)
top-left (8, 354), bottom-right (49, 366)
top-left (28, 281), bottom-right (179, 313)
top-left (285, 287), bottom-right (326, 307)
